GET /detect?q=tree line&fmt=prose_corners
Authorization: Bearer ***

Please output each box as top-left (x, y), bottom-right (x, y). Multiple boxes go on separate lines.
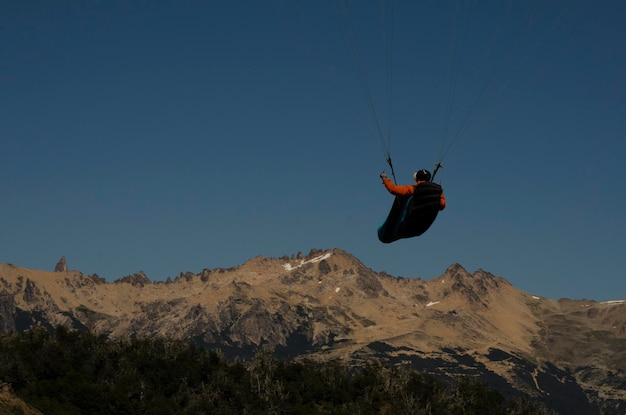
top-left (0, 326), bottom-right (555, 414)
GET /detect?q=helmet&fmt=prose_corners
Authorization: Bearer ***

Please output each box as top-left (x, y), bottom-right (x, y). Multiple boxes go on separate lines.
top-left (413, 169), bottom-right (431, 182)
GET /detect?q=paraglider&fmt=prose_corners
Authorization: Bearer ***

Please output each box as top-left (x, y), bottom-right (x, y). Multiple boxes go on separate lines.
top-left (324, 1), bottom-right (553, 243)
top-left (331, 1), bottom-right (453, 243)
top-left (377, 168), bottom-right (446, 243)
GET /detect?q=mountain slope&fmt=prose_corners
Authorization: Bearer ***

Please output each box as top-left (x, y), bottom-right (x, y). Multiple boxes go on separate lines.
top-left (1, 248), bottom-right (625, 414)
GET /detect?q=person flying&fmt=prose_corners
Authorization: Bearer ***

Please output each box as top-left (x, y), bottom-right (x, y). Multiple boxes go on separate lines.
top-left (377, 169), bottom-right (445, 243)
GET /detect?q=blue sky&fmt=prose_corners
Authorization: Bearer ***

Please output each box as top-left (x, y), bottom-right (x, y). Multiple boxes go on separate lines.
top-left (2, 1), bottom-right (625, 301)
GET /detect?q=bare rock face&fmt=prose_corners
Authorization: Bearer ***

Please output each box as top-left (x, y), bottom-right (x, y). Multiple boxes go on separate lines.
top-left (23, 279), bottom-right (42, 305)
top-left (0, 290), bottom-right (16, 331)
top-left (54, 256), bottom-right (68, 272)
top-left (114, 271), bottom-right (151, 287)
top-left (356, 271), bottom-right (386, 298)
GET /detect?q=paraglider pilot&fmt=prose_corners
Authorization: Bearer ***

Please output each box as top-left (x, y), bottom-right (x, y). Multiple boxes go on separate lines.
top-left (380, 169), bottom-right (446, 210)
top-left (377, 169), bottom-right (446, 243)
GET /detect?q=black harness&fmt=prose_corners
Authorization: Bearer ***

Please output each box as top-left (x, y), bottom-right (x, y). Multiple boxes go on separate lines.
top-left (397, 182), bottom-right (443, 238)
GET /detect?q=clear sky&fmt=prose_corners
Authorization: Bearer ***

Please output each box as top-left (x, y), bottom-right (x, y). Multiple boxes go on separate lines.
top-left (2, 1), bottom-right (625, 301)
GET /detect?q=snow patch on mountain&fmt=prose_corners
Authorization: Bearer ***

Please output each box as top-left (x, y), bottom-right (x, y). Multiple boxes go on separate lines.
top-left (283, 253), bottom-right (332, 271)
top-left (584, 300), bottom-right (626, 307)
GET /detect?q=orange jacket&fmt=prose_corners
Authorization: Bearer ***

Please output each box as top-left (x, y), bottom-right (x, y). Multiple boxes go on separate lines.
top-left (382, 178), bottom-right (446, 210)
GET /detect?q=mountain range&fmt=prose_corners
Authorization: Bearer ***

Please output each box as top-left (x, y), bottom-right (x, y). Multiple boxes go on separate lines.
top-left (1, 248), bottom-right (625, 414)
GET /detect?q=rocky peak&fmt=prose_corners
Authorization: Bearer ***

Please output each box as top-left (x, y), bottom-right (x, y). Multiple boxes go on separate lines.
top-left (54, 256), bottom-right (67, 272)
top-left (114, 271), bottom-right (151, 287)
top-left (441, 264), bottom-right (504, 308)
top-left (444, 263), bottom-right (470, 279)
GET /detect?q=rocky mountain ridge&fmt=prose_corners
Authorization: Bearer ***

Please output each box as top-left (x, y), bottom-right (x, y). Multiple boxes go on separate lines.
top-left (1, 248), bottom-right (625, 414)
